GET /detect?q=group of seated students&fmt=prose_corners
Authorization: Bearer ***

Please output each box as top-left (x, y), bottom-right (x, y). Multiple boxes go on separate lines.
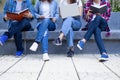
top-left (0, 0), bottom-right (111, 62)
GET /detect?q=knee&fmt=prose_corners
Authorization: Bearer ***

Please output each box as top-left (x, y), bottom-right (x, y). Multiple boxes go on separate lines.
top-left (94, 28), bottom-right (101, 34)
top-left (73, 26), bottom-right (80, 31)
top-left (94, 15), bottom-right (102, 21)
top-left (65, 17), bottom-right (73, 22)
top-left (42, 18), bottom-right (51, 23)
top-left (48, 26), bottom-right (56, 31)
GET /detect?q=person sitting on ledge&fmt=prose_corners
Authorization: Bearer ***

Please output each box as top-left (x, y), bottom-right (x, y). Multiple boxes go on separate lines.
top-left (77, 0), bottom-right (111, 62)
top-left (0, 0), bottom-right (34, 57)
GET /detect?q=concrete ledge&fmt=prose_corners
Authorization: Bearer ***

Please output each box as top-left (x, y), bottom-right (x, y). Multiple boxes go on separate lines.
top-left (1, 30), bottom-right (120, 40)
top-left (0, 29), bottom-right (120, 55)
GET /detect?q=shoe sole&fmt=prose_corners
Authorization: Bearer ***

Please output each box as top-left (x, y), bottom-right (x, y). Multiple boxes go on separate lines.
top-left (52, 41), bottom-right (62, 46)
top-left (43, 58), bottom-right (50, 61)
top-left (15, 53), bottom-right (24, 58)
top-left (99, 58), bottom-right (108, 62)
top-left (67, 55), bottom-right (73, 57)
top-left (29, 47), bottom-right (37, 52)
top-left (67, 53), bottom-right (74, 57)
top-left (77, 44), bottom-right (82, 50)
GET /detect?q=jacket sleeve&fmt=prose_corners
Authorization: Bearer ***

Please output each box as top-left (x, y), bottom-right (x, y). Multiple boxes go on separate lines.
top-left (53, 0), bottom-right (59, 21)
top-left (106, 1), bottom-right (111, 21)
top-left (4, 0), bottom-right (10, 16)
top-left (34, 0), bottom-right (41, 19)
top-left (27, 0), bottom-right (35, 18)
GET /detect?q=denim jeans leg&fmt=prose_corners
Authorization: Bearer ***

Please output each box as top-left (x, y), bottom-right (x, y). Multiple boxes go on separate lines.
top-left (62, 17), bottom-right (81, 48)
top-left (14, 32), bottom-right (24, 51)
top-left (61, 17), bottom-right (73, 36)
top-left (40, 19), bottom-right (56, 53)
top-left (66, 28), bottom-right (74, 47)
top-left (72, 18), bottom-right (82, 31)
top-left (4, 18), bottom-right (31, 38)
top-left (94, 27), bottom-right (107, 54)
top-left (48, 20), bottom-right (56, 31)
top-left (41, 30), bottom-right (48, 53)
top-left (84, 16), bottom-right (102, 41)
top-left (35, 19), bottom-right (51, 42)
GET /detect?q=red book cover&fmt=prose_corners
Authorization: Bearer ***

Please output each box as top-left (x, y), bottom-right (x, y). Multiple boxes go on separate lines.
top-left (6, 8), bottom-right (29, 21)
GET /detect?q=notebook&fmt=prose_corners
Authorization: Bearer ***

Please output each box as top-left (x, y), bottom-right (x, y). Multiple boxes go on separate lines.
top-left (60, 3), bottom-right (80, 18)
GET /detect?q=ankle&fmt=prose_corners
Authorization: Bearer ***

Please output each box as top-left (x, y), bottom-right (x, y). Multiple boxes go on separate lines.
top-left (59, 32), bottom-right (64, 41)
top-left (81, 39), bottom-right (86, 43)
top-left (69, 46), bottom-right (74, 51)
top-left (35, 41), bottom-right (39, 44)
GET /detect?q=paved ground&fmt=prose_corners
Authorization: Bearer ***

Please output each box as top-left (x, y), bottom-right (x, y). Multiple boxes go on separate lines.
top-left (0, 53), bottom-right (120, 80)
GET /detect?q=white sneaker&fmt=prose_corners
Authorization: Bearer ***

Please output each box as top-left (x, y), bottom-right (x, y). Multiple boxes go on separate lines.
top-left (29, 42), bottom-right (38, 52)
top-left (43, 53), bottom-right (50, 61)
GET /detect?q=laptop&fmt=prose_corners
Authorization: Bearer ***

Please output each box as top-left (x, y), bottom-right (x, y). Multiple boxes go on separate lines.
top-left (60, 3), bottom-right (80, 18)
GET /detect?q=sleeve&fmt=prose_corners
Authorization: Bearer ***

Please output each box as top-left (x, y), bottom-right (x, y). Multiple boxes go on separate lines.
top-left (54, 1), bottom-right (59, 21)
top-left (34, 0), bottom-right (41, 19)
top-left (83, 2), bottom-right (89, 20)
top-left (27, 0), bottom-right (35, 18)
top-left (4, 0), bottom-right (9, 16)
top-left (78, 0), bottom-right (83, 7)
top-left (83, 0), bottom-right (93, 22)
top-left (106, 1), bottom-right (111, 20)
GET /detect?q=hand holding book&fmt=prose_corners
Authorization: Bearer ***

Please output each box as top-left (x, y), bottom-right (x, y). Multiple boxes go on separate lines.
top-left (87, 10), bottom-right (93, 15)
top-left (90, 4), bottom-right (107, 14)
top-left (6, 8), bottom-right (29, 21)
top-left (39, 15), bottom-right (45, 19)
top-left (4, 16), bottom-right (11, 21)
top-left (24, 12), bottom-right (33, 18)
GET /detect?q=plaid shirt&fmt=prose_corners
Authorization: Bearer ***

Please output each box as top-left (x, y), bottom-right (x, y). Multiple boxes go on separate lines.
top-left (83, 0), bottom-right (111, 31)
top-left (83, 0), bottom-right (111, 21)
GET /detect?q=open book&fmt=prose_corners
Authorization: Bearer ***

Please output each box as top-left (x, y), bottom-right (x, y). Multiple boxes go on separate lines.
top-left (90, 4), bottom-right (107, 14)
top-left (6, 8), bottom-right (29, 21)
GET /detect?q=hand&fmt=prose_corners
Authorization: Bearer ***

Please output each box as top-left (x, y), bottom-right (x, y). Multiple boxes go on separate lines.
top-left (40, 15), bottom-right (45, 19)
top-left (52, 18), bottom-right (56, 23)
top-left (24, 12), bottom-right (33, 18)
top-left (95, 13), bottom-right (101, 16)
top-left (87, 10), bottom-right (93, 16)
top-left (4, 16), bottom-right (11, 21)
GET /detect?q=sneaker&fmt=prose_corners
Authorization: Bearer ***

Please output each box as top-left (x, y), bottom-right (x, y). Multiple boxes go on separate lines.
top-left (0, 35), bottom-right (8, 46)
top-left (67, 49), bottom-right (74, 57)
top-left (99, 53), bottom-right (109, 62)
top-left (53, 38), bottom-right (62, 46)
top-left (77, 41), bottom-right (85, 50)
top-left (16, 51), bottom-right (23, 57)
top-left (43, 53), bottom-right (50, 61)
top-left (30, 42), bottom-right (38, 52)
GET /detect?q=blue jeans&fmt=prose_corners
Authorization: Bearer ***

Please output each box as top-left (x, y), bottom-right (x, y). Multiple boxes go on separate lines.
top-left (61, 17), bottom-right (82, 47)
top-left (35, 18), bottom-right (56, 53)
top-left (4, 18), bottom-right (32, 51)
top-left (84, 15), bottom-right (107, 54)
